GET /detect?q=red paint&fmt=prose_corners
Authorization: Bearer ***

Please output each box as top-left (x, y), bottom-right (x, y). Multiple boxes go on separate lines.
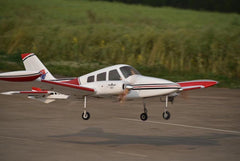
top-left (60, 78), bottom-right (80, 85)
top-left (32, 87), bottom-right (44, 91)
top-left (177, 80), bottom-right (218, 91)
top-left (21, 53), bottom-right (33, 60)
top-left (0, 73), bottom-right (42, 82)
top-left (41, 80), bottom-right (94, 92)
top-left (40, 69), bottom-right (46, 75)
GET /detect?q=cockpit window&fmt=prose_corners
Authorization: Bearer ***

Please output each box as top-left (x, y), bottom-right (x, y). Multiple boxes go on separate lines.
top-left (120, 66), bottom-right (140, 78)
top-left (97, 72), bottom-right (106, 81)
top-left (87, 75), bottom-right (94, 82)
top-left (109, 69), bottom-right (121, 80)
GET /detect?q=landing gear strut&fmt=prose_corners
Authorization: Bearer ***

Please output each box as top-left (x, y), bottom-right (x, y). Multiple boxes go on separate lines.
top-left (162, 96), bottom-right (171, 120)
top-left (139, 96), bottom-right (171, 121)
top-left (82, 96), bottom-right (90, 120)
top-left (140, 100), bottom-right (148, 121)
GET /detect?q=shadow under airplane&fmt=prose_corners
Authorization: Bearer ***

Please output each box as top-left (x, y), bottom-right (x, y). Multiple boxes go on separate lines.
top-left (50, 127), bottom-right (239, 146)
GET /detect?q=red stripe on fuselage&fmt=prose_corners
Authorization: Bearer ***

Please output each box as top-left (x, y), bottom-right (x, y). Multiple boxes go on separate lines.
top-left (132, 84), bottom-right (181, 90)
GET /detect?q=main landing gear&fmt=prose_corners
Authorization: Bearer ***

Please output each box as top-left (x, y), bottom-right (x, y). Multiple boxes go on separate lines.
top-left (82, 96), bottom-right (90, 120)
top-left (140, 96), bottom-right (171, 121)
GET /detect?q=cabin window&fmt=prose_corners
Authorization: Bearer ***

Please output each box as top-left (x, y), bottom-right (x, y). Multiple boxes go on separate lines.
top-left (120, 66), bottom-right (140, 78)
top-left (97, 72), bottom-right (106, 81)
top-left (87, 75), bottom-right (94, 82)
top-left (109, 69), bottom-right (121, 80)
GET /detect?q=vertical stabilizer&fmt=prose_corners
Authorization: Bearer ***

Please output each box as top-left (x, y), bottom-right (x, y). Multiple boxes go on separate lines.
top-left (21, 53), bottom-right (55, 80)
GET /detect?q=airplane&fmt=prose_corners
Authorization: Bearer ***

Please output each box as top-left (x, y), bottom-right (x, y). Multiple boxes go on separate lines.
top-left (0, 53), bottom-right (218, 121)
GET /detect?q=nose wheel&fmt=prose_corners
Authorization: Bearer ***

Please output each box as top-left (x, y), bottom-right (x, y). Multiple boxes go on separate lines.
top-left (162, 111), bottom-right (171, 120)
top-left (140, 113), bottom-right (148, 121)
top-left (162, 96), bottom-right (171, 120)
top-left (140, 100), bottom-right (148, 121)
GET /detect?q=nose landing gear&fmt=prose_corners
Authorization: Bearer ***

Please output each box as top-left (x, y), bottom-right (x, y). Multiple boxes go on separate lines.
top-left (162, 96), bottom-right (171, 120)
top-left (140, 100), bottom-right (148, 121)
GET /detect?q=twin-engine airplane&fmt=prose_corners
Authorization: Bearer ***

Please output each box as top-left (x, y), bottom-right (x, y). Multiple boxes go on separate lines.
top-left (0, 53), bottom-right (218, 121)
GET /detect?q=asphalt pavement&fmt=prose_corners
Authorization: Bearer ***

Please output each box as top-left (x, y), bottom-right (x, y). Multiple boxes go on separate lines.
top-left (0, 81), bottom-right (240, 161)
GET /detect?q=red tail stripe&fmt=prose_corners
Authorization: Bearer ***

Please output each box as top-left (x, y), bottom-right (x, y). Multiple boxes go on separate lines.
top-left (21, 53), bottom-right (33, 60)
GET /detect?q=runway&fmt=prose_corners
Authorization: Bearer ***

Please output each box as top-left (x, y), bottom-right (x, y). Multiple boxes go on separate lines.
top-left (0, 81), bottom-right (240, 161)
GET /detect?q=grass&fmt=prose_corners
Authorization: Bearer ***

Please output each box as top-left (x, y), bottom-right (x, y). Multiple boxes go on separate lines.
top-left (0, 0), bottom-right (239, 88)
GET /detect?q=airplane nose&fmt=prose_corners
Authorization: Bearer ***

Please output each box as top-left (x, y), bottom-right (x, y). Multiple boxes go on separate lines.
top-left (129, 75), bottom-right (181, 90)
top-left (126, 75), bottom-right (182, 98)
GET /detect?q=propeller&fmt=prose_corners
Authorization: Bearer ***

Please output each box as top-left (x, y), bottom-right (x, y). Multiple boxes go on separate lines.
top-left (180, 91), bottom-right (189, 100)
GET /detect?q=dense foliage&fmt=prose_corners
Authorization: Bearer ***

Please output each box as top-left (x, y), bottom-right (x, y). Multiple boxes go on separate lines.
top-left (95, 0), bottom-right (240, 13)
top-left (0, 0), bottom-right (239, 87)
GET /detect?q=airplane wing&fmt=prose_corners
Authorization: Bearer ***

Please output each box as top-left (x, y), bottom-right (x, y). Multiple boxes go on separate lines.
top-left (40, 79), bottom-right (95, 97)
top-left (177, 80), bottom-right (218, 91)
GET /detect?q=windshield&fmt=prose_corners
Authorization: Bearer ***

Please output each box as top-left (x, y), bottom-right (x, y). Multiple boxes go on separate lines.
top-left (120, 66), bottom-right (140, 78)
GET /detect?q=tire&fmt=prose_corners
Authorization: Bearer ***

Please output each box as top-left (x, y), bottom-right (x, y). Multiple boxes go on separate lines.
top-left (140, 113), bottom-right (148, 121)
top-left (82, 112), bottom-right (90, 120)
top-left (162, 111), bottom-right (171, 120)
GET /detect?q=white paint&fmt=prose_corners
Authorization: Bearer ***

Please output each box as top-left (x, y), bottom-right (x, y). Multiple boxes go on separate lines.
top-left (0, 70), bottom-right (39, 76)
top-left (115, 151), bottom-right (147, 158)
top-left (119, 118), bottom-right (240, 135)
top-left (23, 53), bottom-right (55, 80)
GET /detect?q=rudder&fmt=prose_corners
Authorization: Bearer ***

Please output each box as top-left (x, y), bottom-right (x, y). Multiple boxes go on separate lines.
top-left (21, 53), bottom-right (55, 80)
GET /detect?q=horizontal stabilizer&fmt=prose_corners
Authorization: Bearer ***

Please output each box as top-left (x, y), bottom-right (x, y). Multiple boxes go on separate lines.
top-left (27, 96), bottom-right (56, 104)
top-left (0, 71), bottom-right (42, 82)
top-left (1, 88), bottom-right (69, 104)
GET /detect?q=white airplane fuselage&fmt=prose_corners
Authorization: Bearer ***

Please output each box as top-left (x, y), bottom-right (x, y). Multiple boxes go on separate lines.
top-left (78, 64), bottom-right (181, 98)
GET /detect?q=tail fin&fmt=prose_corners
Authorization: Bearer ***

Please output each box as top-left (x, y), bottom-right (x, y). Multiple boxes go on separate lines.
top-left (21, 53), bottom-right (55, 80)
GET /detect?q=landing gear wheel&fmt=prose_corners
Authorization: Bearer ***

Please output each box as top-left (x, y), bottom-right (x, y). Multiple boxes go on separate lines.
top-left (162, 111), bottom-right (171, 120)
top-left (140, 113), bottom-right (148, 121)
top-left (82, 112), bottom-right (90, 120)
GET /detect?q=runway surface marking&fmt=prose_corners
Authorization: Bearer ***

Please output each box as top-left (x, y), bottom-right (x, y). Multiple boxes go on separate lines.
top-left (115, 151), bottom-right (147, 158)
top-left (0, 135), bottom-right (45, 144)
top-left (120, 118), bottom-right (240, 135)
